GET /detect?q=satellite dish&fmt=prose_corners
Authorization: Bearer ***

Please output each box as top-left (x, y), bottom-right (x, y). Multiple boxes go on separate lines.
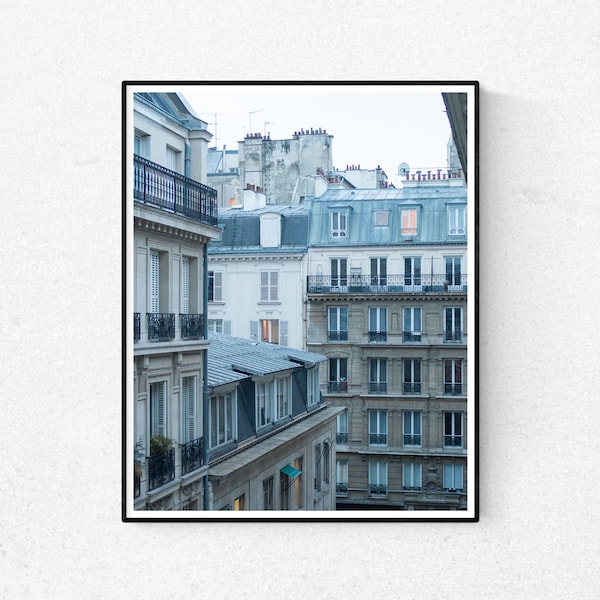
top-left (398, 162), bottom-right (410, 176)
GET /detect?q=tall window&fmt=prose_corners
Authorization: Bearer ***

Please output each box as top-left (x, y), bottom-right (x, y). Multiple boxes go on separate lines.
top-left (314, 443), bottom-right (322, 492)
top-left (233, 494), bottom-right (245, 511)
top-left (181, 376), bottom-right (197, 443)
top-left (445, 307), bottom-right (463, 342)
top-left (331, 210), bottom-right (347, 237)
top-left (444, 412), bottom-right (463, 448)
top-left (208, 271), bottom-right (223, 302)
top-left (403, 411), bottom-right (422, 446)
top-left (336, 410), bottom-right (348, 444)
top-left (401, 208), bottom-right (417, 235)
top-left (370, 257), bottom-right (387, 286)
top-left (445, 256), bottom-right (462, 287)
top-left (368, 461), bottom-right (387, 496)
top-left (368, 410), bottom-right (387, 445)
top-left (293, 456), bottom-right (304, 509)
top-left (404, 256), bottom-right (421, 288)
top-left (403, 359), bottom-right (422, 394)
top-left (369, 307), bottom-right (387, 342)
top-left (149, 250), bottom-right (161, 313)
top-left (181, 257), bottom-right (190, 315)
top-left (276, 378), bottom-right (290, 420)
top-left (403, 307), bottom-right (422, 342)
top-left (256, 382), bottom-right (273, 428)
top-left (261, 319), bottom-right (279, 344)
top-left (263, 476), bottom-right (274, 510)
top-left (328, 306), bottom-right (348, 341)
top-left (260, 271), bottom-right (279, 302)
top-left (330, 258), bottom-right (347, 287)
top-left (210, 392), bottom-right (236, 448)
top-left (336, 459), bottom-right (348, 496)
top-left (307, 367), bottom-right (320, 407)
top-left (444, 359), bottom-right (463, 395)
top-left (403, 463), bottom-right (422, 490)
top-left (323, 441), bottom-right (330, 485)
top-left (443, 464), bottom-right (464, 491)
top-left (328, 358), bottom-right (348, 392)
top-left (448, 206), bottom-right (466, 236)
top-left (369, 359), bottom-right (387, 393)
top-left (208, 319), bottom-right (223, 333)
top-left (166, 146), bottom-right (179, 172)
top-left (149, 381), bottom-right (167, 438)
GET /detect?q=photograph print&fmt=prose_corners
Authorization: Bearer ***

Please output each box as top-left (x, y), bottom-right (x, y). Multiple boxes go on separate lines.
top-left (123, 81), bottom-right (478, 521)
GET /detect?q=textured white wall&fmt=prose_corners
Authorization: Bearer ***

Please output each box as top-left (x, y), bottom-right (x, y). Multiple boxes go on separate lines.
top-left (2, 1), bottom-right (600, 598)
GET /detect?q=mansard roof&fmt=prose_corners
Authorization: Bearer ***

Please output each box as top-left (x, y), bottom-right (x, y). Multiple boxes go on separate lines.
top-left (134, 92), bottom-right (209, 131)
top-left (307, 185), bottom-right (467, 247)
top-left (207, 333), bottom-right (326, 388)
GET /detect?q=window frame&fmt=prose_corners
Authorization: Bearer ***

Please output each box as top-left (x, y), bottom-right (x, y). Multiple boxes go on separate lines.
top-left (368, 358), bottom-right (388, 394)
top-left (403, 410), bottom-right (422, 447)
top-left (402, 462), bottom-right (423, 490)
top-left (328, 357), bottom-right (348, 392)
top-left (444, 358), bottom-right (463, 395)
top-left (368, 460), bottom-right (388, 496)
top-left (443, 464), bottom-right (464, 491)
top-left (330, 210), bottom-right (348, 238)
top-left (444, 411), bottom-right (463, 448)
top-left (259, 270), bottom-right (279, 302)
top-left (403, 306), bottom-right (422, 342)
top-left (210, 391), bottom-right (237, 449)
top-left (208, 270), bottom-right (223, 302)
top-left (368, 306), bottom-right (388, 342)
top-left (403, 358), bottom-right (422, 395)
top-left (368, 409), bottom-right (388, 446)
top-left (328, 306), bottom-right (348, 341)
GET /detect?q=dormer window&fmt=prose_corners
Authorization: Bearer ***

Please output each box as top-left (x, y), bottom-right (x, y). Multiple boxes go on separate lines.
top-left (401, 208), bottom-right (417, 235)
top-left (260, 213), bottom-right (282, 247)
top-left (331, 210), bottom-right (347, 237)
top-left (448, 205), bottom-right (466, 236)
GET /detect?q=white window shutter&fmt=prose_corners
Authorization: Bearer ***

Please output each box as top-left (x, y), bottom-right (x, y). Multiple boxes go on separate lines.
top-left (271, 272), bottom-right (279, 301)
top-left (150, 251), bottom-right (160, 313)
top-left (280, 321), bottom-right (289, 346)
top-left (151, 381), bottom-right (166, 437)
top-left (260, 272), bottom-right (269, 301)
top-left (250, 321), bottom-right (258, 341)
top-left (214, 272), bottom-right (223, 301)
top-left (183, 376), bottom-right (196, 442)
top-left (223, 320), bottom-right (232, 335)
top-left (181, 257), bottom-right (190, 314)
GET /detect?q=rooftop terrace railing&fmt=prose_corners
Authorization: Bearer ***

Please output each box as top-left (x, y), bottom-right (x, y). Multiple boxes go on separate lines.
top-left (307, 274), bottom-right (467, 294)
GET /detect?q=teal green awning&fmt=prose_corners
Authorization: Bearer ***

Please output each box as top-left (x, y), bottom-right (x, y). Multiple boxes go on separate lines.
top-left (280, 464), bottom-right (302, 479)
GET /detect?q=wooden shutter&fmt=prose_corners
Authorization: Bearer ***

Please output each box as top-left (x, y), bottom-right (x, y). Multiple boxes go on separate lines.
top-left (250, 320), bottom-right (258, 341)
top-left (151, 381), bottom-right (166, 437)
top-left (150, 251), bottom-right (160, 313)
top-left (223, 320), bottom-right (232, 335)
top-left (260, 272), bottom-right (269, 301)
top-left (270, 271), bottom-right (278, 301)
top-left (280, 321), bottom-right (288, 346)
top-left (182, 376), bottom-right (196, 442)
top-left (214, 272), bottom-right (223, 302)
top-left (181, 257), bottom-right (190, 315)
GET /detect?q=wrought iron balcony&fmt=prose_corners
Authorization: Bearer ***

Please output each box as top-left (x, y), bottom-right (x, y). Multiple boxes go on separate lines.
top-left (328, 330), bottom-right (348, 342)
top-left (444, 435), bottom-right (463, 447)
top-left (369, 484), bottom-right (387, 496)
top-left (369, 331), bottom-right (387, 343)
top-left (134, 312), bottom-right (141, 342)
top-left (369, 382), bottom-right (388, 394)
top-left (180, 314), bottom-right (204, 340)
top-left (336, 432), bottom-right (348, 444)
top-left (444, 383), bottom-right (463, 395)
top-left (369, 433), bottom-right (387, 445)
top-left (181, 437), bottom-right (204, 475)
top-left (147, 447), bottom-right (175, 491)
top-left (134, 472), bottom-right (141, 498)
top-left (336, 483), bottom-right (348, 495)
top-left (328, 381), bottom-right (348, 393)
top-left (147, 313), bottom-right (175, 342)
top-left (307, 273), bottom-right (467, 294)
top-left (403, 382), bottom-right (422, 394)
top-left (403, 331), bottom-right (422, 342)
top-left (445, 330), bottom-right (463, 342)
top-left (403, 434), bottom-right (422, 446)
top-left (134, 155), bottom-right (218, 227)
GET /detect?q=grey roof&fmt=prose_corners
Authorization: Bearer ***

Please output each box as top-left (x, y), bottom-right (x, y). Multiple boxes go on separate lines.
top-left (307, 185), bottom-right (467, 247)
top-left (209, 205), bottom-right (309, 255)
top-left (207, 333), bottom-right (326, 388)
top-left (134, 92), bottom-right (208, 131)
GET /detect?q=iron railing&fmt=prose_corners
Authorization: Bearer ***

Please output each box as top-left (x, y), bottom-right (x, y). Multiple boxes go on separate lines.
top-left (336, 432), bottom-right (348, 444)
top-left (134, 155), bottom-right (218, 227)
top-left (180, 314), bottom-right (204, 340)
top-left (328, 330), bottom-right (348, 342)
top-left (445, 331), bottom-right (463, 342)
top-left (403, 382), bottom-right (422, 394)
top-left (369, 484), bottom-right (387, 496)
top-left (328, 381), bottom-right (348, 393)
top-left (444, 383), bottom-right (463, 395)
top-left (336, 483), bottom-right (348, 495)
top-left (307, 274), bottom-right (467, 294)
top-left (368, 331), bottom-right (387, 343)
top-left (403, 434), bottom-right (422, 446)
top-left (181, 437), bottom-right (204, 475)
top-left (369, 433), bottom-right (387, 445)
top-left (134, 312), bottom-right (141, 342)
top-left (444, 435), bottom-right (463, 447)
top-left (403, 331), bottom-right (422, 342)
top-left (147, 313), bottom-right (175, 342)
top-left (369, 382), bottom-right (388, 394)
top-left (147, 448), bottom-right (175, 491)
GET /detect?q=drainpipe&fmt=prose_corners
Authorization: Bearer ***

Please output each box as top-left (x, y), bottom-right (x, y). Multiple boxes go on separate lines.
top-left (185, 141), bottom-right (191, 178)
top-left (202, 242), bottom-right (210, 510)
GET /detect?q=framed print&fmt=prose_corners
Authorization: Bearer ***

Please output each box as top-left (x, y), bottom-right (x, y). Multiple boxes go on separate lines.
top-left (122, 81), bottom-right (478, 521)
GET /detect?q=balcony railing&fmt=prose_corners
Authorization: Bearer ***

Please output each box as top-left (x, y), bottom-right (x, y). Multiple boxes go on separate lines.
top-left (147, 313), bottom-right (175, 342)
top-left (180, 314), bottom-right (204, 340)
top-left (134, 472), bottom-right (141, 498)
top-left (403, 434), bottom-right (422, 446)
top-left (369, 433), bottom-right (387, 445)
top-left (369, 484), bottom-right (387, 496)
top-left (181, 437), bottom-right (204, 475)
top-left (445, 331), bottom-right (463, 342)
top-left (369, 331), bottom-right (387, 343)
top-left (134, 155), bottom-right (218, 227)
top-left (336, 432), bottom-right (348, 444)
top-left (336, 483), bottom-right (348, 495)
top-left (134, 312), bottom-right (141, 342)
top-left (444, 383), bottom-right (463, 395)
top-left (307, 274), bottom-right (467, 294)
top-left (328, 330), bottom-right (348, 342)
top-left (147, 448), bottom-right (175, 491)
top-left (369, 382), bottom-right (388, 394)
top-left (328, 381), bottom-right (348, 393)
top-left (444, 435), bottom-right (463, 447)
top-left (403, 382), bottom-right (422, 394)
top-left (403, 331), bottom-right (422, 342)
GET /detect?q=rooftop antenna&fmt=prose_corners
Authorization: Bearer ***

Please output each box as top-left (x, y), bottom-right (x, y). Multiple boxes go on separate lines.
top-left (264, 121), bottom-right (274, 137)
top-left (249, 109), bottom-right (265, 133)
top-left (198, 112), bottom-right (231, 148)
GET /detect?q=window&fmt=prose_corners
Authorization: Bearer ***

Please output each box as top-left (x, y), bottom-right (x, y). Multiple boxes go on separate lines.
top-left (166, 146), bottom-right (179, 172)
top-left (336, 410), bottom-right (348, 444)
top-left (445, 256), bottom-right (462, 288)
top-left (149, 381), bottom-right (167, 438)
top-left (445, 307), bottom-right (463, 342)
top-left (134, 130), bottom-right (149, 158)
top-left (403, 359), bottom-right (422, 394)
top-left (448, 206), bottom-right (466, 236)
top-left (256, 382), bottom-right (273, 428)
top-left (149, 250), bottom-right (168, 313)
top-left (444, 412), bottom-right (463, 448)
top-left (403, 411), bottom-right (422, 446)
top-left (369, 307), bottom-right (387, 342)
top-left (208, 319), bottom-right (223, 333)
top-left (370, 257), bottom-right (387, 286)
top-left (293, 456), bottom-right (304, 509)
top-left (369, 410), bottom-right (387, 445)
top-left (444, 359), bottom-right (463, 395)
top-left (263, 477), bottom-right (274, 510)
top-left (210, 392), bottom-right (236, 448)
top-left (328, 306), bottom-right (348, 341)
top-left (307, 367), bottom-right (320, 407)
top-left (404, 256), bottom-right (421, 288)
top-left (331, 210), bottom-right (347, 237)
top-left (403, 307), bottom-right (422, 342)
top-left (181, 257), bottom-right (190, 315)
top-left (208, 271), bottom-right (223, 302)
top-left (314, 443), bottom-right (322, 492)
top-left (368, 359), bottom-right (387, 394)
top-left (233, 494), bottom-right (245, 511)
top-left (401, 208), bottom-right (417, 235)
top-left (330, 258), bottom-right (347, 287)
top-left (260, 271), bottom-right (279, 302)
top-left (323, 441), bottom-right (330, 485)
top-left (181, 376), bottom-right (197, 443)
top-left (368, 461), bottom-right (387, 496)
top-left (261, 319), bottom-right (279, 344)
top-left (336, 459), bottom-right (348, 496)
top-left (328, 358), bottom-right (348, 392)
top-left (260, 213), bottom-right (281, 247)
top-left (443, 464), bottom-right (464, 491)
top-left (403, 463), bottom-right (422, 490)
top-left (374, 211), bottom-right (389, 227)
top-left (276, 378), bottom-right (290, 420)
